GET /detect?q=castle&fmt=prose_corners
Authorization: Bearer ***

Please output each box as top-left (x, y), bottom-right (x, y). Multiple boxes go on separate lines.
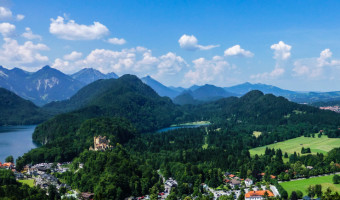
top-left (89, 136), bottom-right (113, 151)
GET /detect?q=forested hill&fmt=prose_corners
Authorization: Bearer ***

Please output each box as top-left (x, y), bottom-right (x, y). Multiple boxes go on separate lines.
top-left (0, 88), bottom-right (48, 125)
top-left (186, 90), bottom-right (340, 126)
top-left (33, 74), bottom-right (183, 145)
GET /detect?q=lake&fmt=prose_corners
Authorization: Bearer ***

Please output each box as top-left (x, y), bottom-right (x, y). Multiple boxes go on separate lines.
top-left (0, 125), bottom-right (38, 163)
top-left (156, 123), bottom-right (210, 133)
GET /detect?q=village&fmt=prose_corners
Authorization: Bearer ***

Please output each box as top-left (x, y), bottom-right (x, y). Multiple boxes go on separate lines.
top-left (0, 136), bottom-right (281, 200)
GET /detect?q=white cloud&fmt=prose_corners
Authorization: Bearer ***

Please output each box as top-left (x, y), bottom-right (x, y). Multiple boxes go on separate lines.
top-left (293, 48), bottom-right (340, 78)
top-left (0, 7), bottom-right (12, 19)
top-left (224, 45), bottom-right (254, 57)
top-left (107, 37), bottom-right (126, 45)
top-left (271, 41), bottom-right (292, 60)
top-left (0, 22), bottom-right (15, 37)
top-left (0, 38), bottom-right (49, 68)
top-left (21, 27), bottom-right (42, 40)
top-left (251, 41), bottom-right (291, 80)
top-left (178, 34), bottom-right (219, 51)
top-left (16, 14), bottom-right (25, 21)
top-left (49, 16), bottom-right (109, 40)
top-left (185, 56), bottom-right (231, 85)
top-left (251, 67), bottom-right (285, 80)
top-left (63, 51), bottom-right (82, 61)
top-left (156, 52), bottom-right (187, 76)
top-left (0, 7), bottom-right (24, 21)
top-left (317, 48), bottom-right (333, 67)
top-left (52, 47), bottom-right (188, 84)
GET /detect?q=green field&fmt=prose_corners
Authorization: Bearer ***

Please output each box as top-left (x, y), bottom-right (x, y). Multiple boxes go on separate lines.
top-left (18, 179), bottom-right (35, 187)
top-left (249, 135), bottom-right (340, 156)
top-left (280, 174), bottom-right (340, 196)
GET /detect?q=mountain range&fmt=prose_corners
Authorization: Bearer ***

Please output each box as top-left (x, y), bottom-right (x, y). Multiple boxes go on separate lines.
top-left (2, 65), bottom-right (340, 106)
top-left (0, 66), bottom-right (119, 105)
top-left (71, 68), bottom-right (118, 84)
top-left (140, 76), bottom-right (340, 104)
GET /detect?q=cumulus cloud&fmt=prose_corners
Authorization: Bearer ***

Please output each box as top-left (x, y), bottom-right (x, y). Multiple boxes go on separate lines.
top-left (0, 23), bottom-right (15, 37)
top-left (63, 51), bottom-right (82, 61)
top-left (0, 7), bottom-right (24, 21)
top-left (21, 27), bottom-right (42, 40)
top-left (0, 38), bottom-right (49, 68)
top-left (271, 41), bottom-right (292, 60)
top-left (0, 7), bottom-right (12, 19)
top-left (178, 34), bottom-right (219, 51)
top-left (224, 45), bottom-right (254, 57)
top-left (293, 48), bottom-right (340, 78)
top-left (52, 47), bottom-right (188, 83)
top-left (49, 16), bottom-right (109, 40)
top-left (250, 41), bottom-right (291, 80)
top-left (156, 52), bottom-right (187, 76)
top-left (107, 37), bottom-right (126, 45)
top-left (184, 56), bottom-right (232, 85)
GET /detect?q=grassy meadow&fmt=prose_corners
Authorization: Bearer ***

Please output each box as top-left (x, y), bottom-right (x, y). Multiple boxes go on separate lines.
top-left (280, 174), bottom-right (340, 197)
top-left (249, 135), bottom-right (340, 156)
top-left (18, 179), bottom-right (35, 187)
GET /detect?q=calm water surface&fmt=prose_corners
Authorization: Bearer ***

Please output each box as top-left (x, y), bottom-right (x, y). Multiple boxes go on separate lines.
top-left (0, 125), bottom-right (38, 163)
top-left (157, 123), bottom-right (210, 133)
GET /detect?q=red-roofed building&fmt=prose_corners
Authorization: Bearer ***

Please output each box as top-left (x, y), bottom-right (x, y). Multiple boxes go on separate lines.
top-left (2, 162), bottom-right (14, 169)
top-left (228, 174), bottom-right (235, 178)
top-left (245, 190), bottom-right (274, 200)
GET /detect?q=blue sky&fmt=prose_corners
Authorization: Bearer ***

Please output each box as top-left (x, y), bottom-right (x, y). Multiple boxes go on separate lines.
top-left (1, 0), bottom-right (340, 91)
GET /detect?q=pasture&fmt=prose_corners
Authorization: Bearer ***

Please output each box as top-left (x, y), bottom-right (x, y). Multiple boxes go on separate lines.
top-left (249, 135), bottom-right (340, 156)
top-left (280, 174), bottom-right (340, 197)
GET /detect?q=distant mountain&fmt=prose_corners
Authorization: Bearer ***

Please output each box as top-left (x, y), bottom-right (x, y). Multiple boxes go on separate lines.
top-left (169, 86), bottom-right (186, 93)
top-left (71, 68), bottom-right (118, 84)
top-left (0, 88), bottom-right (48, 125)
top-left (192, 84), bottom-right (236, 101)
top-left (173, 91), bottom-right (199, 105)
top-left (0, 65), bottom-right (85, 106)
top-left (189, 85), bottom-right (200, 91)
top-left (225, 82), bottom-right (297, 96)
top-left (288, 91), bottom-right (340, 103)
top-left (141, 76), bottom-right (180, 98)
top-left (173, 84), bottom-right (237, 104)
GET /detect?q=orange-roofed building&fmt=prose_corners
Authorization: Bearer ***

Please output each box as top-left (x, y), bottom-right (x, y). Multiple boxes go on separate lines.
top-left (245, 190), bottom-right (274, 200)
top-left (228, 174), bottom-right (235, 178)
top-left (3, 162), bottom-right (14, 167)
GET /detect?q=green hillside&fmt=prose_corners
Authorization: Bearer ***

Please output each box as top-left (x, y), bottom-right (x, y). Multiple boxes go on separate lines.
top-left (0, 87), bottom-right (48, 125)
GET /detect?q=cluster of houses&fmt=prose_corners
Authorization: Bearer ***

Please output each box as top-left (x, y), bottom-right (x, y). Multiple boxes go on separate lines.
top-left (10, 162), bottom-right (77, 198)
top-left (319, 106), bottom-right (340, 113)
top-left (221, 172), bottom-right (278, 200)
top-left (0, 162), bottom-right (15, 169)
top-left (89, 135), bottom-right (113, 151)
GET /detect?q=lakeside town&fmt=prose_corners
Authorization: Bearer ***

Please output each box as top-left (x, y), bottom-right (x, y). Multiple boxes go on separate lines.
top-left (0, 160), bottom-right (282, 200)
top-left (5, 135), bottom-right (324, 200)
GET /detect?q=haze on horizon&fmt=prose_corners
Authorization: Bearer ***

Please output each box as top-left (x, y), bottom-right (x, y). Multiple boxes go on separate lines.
top-left (0, 0), bottom-right (340, 91)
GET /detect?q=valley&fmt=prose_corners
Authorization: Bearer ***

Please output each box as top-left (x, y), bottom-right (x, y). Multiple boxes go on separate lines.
top-left (0, 72), bottom-right (340, 200)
